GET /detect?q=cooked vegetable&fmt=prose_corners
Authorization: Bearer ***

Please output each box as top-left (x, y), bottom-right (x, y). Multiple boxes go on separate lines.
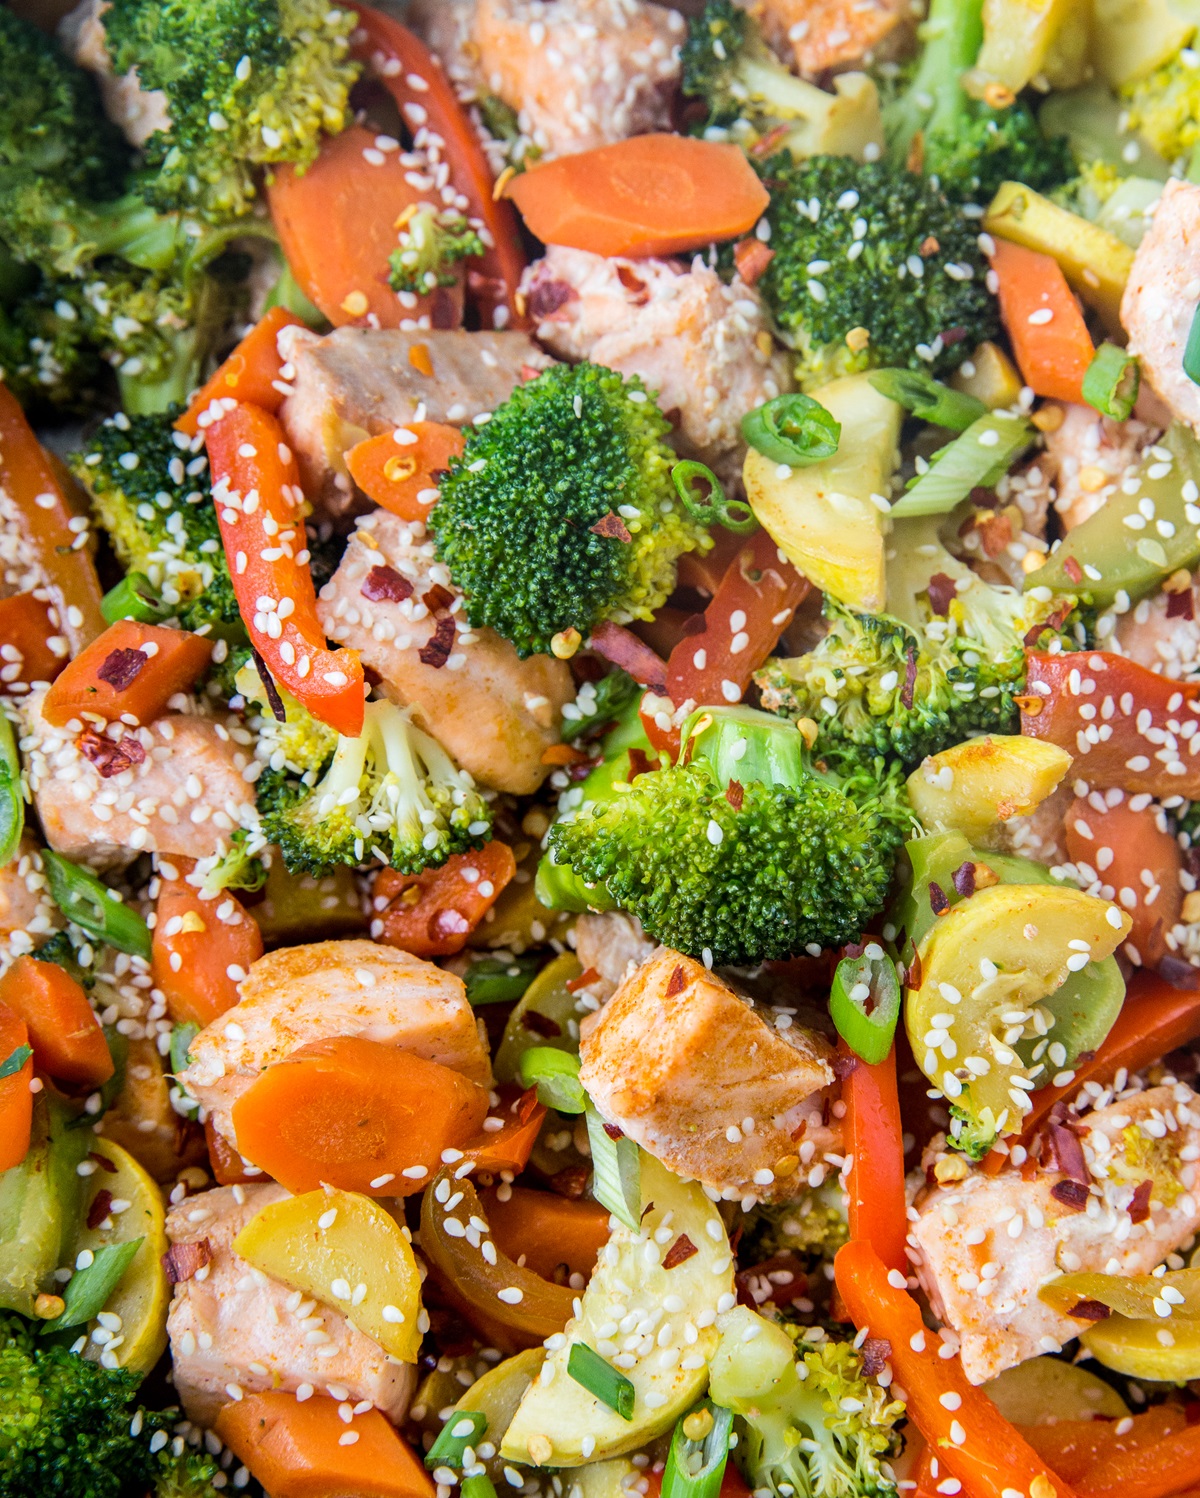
top-left (1082, 342), bottom-right (1141, 419)
top-left (661, 1402), bottom-right (733, 1498)
top-left (742, 394), bottom-right (842, 467)
top-left (0, 956), bottom-right (111, 1088)
top-left (840, 1041), bottom-right (907, 1273)
top-left (969, 0), bottom-right (1092, 95)
top-left (829, 945), bottom-right (902, 1065)
top-left (1121, 33), bottom-right (1200, 168)
top-left (904, 733), bottom-right (1072, 837)
top-left (345, 424), bottom-right (465, 521)
top-left (150, 870), bottom-right (262, 1027)
top-left (41, 853), bottom-right (151, 960)
top-left (518, 1047), bottom-right (586, 1114)
top-left (988, 237), bottom-right (1093, 403)
top-left (0, 714), bottom-right (22, 868)
top-left (41, 619), bottom-right (212, 730)
top-left (585, 1107), bottom-right (642, 1231)
top-left (175, 306), bottom-right (304, 438)
top-left (492, 953), bottom-right (582, 1080)
top-left (0, 1004), bottom-right (33, 1175)
top-left (867, 369), bottom-right (987, 430)
top-left (889, 409), bottom-right (1034, 519)
top-left (481, 1187), bottom-right (610, 1284)
top-left (1064, 795), bottom-right (1180, 967)
top-left (373, 843), bottom-right (517, 958)
top-left (567, 1344), bottom-right (635, 1421)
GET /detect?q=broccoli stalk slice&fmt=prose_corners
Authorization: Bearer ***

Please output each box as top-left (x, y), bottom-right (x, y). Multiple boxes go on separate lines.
top-left (886, 0), bottom-right (984, 169)
top-left (388, 205), bottom-right (486, 295)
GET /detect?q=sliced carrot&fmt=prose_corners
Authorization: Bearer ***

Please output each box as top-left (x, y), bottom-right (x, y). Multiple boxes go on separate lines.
top-left (204, 1116), bottom-right (259, 1186)
top-left (215, 1389), bottom-right (435, 1498)
top-left (344, 423), bottom-right (465, 520)
top-left (175, 307), bottom-right (305, 439)
top-left (0, 592), bottom-right (66, 691)
top-left (268, 124), bottom-right (463, 333)
top-left (1064, 797), bottom-right (1182, 969)
top-left (230, 1036), bottom-right (490, 1195)
top-left (507, 135), bottom-right (770, 259)
top-left (0, 955), bottom-right (111, 1089)
top-left (373, 842), bottom-right (517, 957)
top-left (481, 1185), bottom-right (610, 1282)
top-left (0, 1000), bottom-right (33, 1172)
top-left (151, 866), bottom-right (263, 1029)
top-left (41, 619), bottom-right (212, 728)
top-left (463, 1088), bottom-right (546, 1174)
top-left (989, 238), bottom-right (1093, 404)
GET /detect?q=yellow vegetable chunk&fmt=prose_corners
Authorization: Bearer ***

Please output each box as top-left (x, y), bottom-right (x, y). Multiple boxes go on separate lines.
top-left (1081, 1312), bottom-right (1200, 1380)
top-left (1040, 1266), bottom-right (1200, 1320)
top-left (906, 734), bottom-right (1072, 838)
top-left (968, 0), bottom-right (1092, 95)
top-left (1090, 0), bottom-right (1200, 88)
top-left (985, 1357), bottom-right (1129, 1424)
top-left (949, 342), bottom-right (1023, 411)
top-left (234, 1187), bottom-right (422, 1362)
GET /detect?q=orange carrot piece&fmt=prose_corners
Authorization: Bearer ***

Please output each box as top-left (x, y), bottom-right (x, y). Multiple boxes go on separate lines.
top-left (1064, 797), bottom-right (1181, 968)
top-left (989, 238), bottom-right (1093, 404)
top-left (481, 1185), bottom-right (611, 1282)
top-left (507, 135), bottom-right (770, 259)
top-left (373, 842), bottom-right (517, 957)
top-left (175, 307), bottom-right (305, 439)
top-left (151, 866), bottom-right (263, 1029)
top-left (230, 1036), bottom-right (490, 1195)
top-left (344, 422), bottom-right (465, 520)
top-left (0, 1000), bottom-right (33, 1172)
top-left (204, 1117), bottom-right (259, 1186)
top-left (41, 619), bottom-right (212, 728)
top-left (0, 955), bottom-right (111, 1088)
top-left (463, 1087), bottom-right (546, 1174)
top-left (0, 592), bottom-right (66, 692)
top-left (268, 125), bottom-right (463, 333)
top-left (215, 1390), bottom-right (435, 1498)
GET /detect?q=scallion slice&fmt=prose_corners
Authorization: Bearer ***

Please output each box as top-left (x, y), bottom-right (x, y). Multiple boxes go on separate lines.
top-left (462, 1476), bottom-right (499, 1498)
top-left (464, 954), bottom-right (542, 1007)
top-left (662, 1401), bottom-right (734, 1498)
top-left (41, 1239), bottom-right (143, 1334)
top-left (169, 1022), bottom-right (199, 1077)
top-left (868, 369), bottom-right (987, 431)
top-left (742, 393), bottom-right (840, 467)
top-left (1185, 302), bottom-right (1200, 388)
top-left (585, 1106), bottom-right (641, 1230)
top-left (567, 1341), bottom-right (635, 1420)
top-left (0, 711), bottom-right (21, 869)
top-left (100, 572), bottom-right (169, 626)
top-left (1082, 343), bottom-right (1140, 421)
top-left (888, 411), bottom-right (1034, 518)
top-left (42, 852), bottom-right (152, 959)
top-left (518, 1046), bottom-right (587, 1114)
top-left (829, 945), bottom-right (901, 1065)
top-left (0, 1043), bottom-right (31, 1080)
top-left (425, 1410), bottom-right (488, 1470)
top-left (672, 462), bottom-right (757, 534)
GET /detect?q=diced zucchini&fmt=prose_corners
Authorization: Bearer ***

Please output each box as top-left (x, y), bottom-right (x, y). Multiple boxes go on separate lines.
top-left (0, 1099), bottom-right (89, 1316)
top-left (985, 1357), bottom-right (1129, 1422)
top-left (493, 953), bottom-right (584, 1084)
top-left (949, 342), bottom-right (1024, 411)
top-left (1090, 0), bottom-right (1200, 88)
top-left (968, 0), bottom-right (1092, 94)
top-left (905, 734), bottom-right (1072, 838)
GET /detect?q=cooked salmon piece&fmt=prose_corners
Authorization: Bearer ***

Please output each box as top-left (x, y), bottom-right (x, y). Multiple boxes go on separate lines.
top-left (181, 939), bottom-right (491, 1149)
top-left (58, 0), bottom-right (171, 147)
top-left (1122, 180), bottom-right (1200, 435)
top-left (755, 0), bottom-right (915, 77)
top-left (1026, 403), bottom-right (1160, 533)
top-left (573, 911), bottom-right (655, 1005)
top-left (1114, 584), bottom-right (1200, 681)
top-left (0, 836), bottom-right (62, 973)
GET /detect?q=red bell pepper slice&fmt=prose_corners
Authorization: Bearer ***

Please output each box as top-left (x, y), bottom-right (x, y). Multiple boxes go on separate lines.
top-left (1022, 648), bottom-right (1200, 799)
top-left (1063, 796), bottom-right (1181, 969)
top-left (176, 307), bottom-right (305, 439)
top-left (839, 1041), bottom-right (908, 1275)
top-left (352, 6), bottom-right (527, 331)
top-left (373, 841), bottom-right (517, 957)
top-left (205, 402), bottom-right (365, 737)
top-left (834, 1239), bottom-right (1079, 1498)
top-left (588, 621), bottom-right (668, 692)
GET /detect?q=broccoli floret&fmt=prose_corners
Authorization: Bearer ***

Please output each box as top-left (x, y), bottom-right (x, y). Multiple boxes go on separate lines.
top-left (260, 697), bottom-right (493, 878)
top-left (103, 0), bottom-right (360, 220)
top-left (151, 1444), bottom-right (223, 1497)
top-left (1121, 45), bottom-right (1200, 171)
top-left (235, 656), bottom-right (339, 778)
top-left (710, 1309), bottom-right (905, 1498)
top-left (71, 409), bottom-right (243, 637)
top-left (743, 1178), bottom-right (850, 1265)
top-left (191, 828), bottom-right (269, 901)
top-left (431, 362), bottom-right (712, 658)
top-left (544, 704), bottom-right (913, 964)
top-left (389, 205), bottom-right (486, 296)
top-left (751, 153), bottom-right (998, 386)
top-left (0, 271), bottom-right (104, 414)
top-left (681, 0), bottom-right (882, 160)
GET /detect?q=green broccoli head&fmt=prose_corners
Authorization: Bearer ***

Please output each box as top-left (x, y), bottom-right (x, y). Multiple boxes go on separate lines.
top-left (743, 1177), bottom-right (850, 1265)
top-left (260, 697), bottom-right (493, 879)
top-left (151, 1444), bottom-right (223, 1498)
top-left (103, 0), bottom-right (360, 220)
top-left (388, 205), bottom-right (486, 296)
top-left (1121, 45), bottom-right (1200, 170)
top-left (925, 99), bottom-right (1074, 204)
top-left (544, 704), bottom-right (912, 964)
top-left (752, 153), bottom-right (998, 386)
top-left (431, 362), bottom-right (712, 658)
top-left (236, 656), bottom-right (339, 778)
top-left (0, 272), bottom-right (104, 414)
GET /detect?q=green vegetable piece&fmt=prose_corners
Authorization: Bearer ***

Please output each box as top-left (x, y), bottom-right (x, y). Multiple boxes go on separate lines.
top-left (0, 1097), bottom-right (91, 1316)
top-left (741, 394), bottom-right (841, 466)
top-left (662, 1402), bottom-right (733, 1498)
top-left (100, 572), bottom-right (168, 626)
top-left (0, 1044), bottom-right (30, 1080)
top-left (1083, 344), bottom-right (1140, 420)
top-left (0, 712), bottom-right (23, 867)
top-left (463, 954), bottom-right (543, 1007)
top-left (829, 945), bottom-right (901, 1064)
top-left (567, 1342), bottom-right (636, 1420)
top-left (671, 461), bottom-right (756, 535)
top-left (425, 1409), bottom-right (488, 1470)
top-left (42, 852), bottom-right (152, 959)
top-left (586, 1107), bottom-right (641, 1232)
top-left (169, 1022), bottom-right (199, 1078)
top-left (1186, 303), bottom-right (1200, 388)
top-left (40, 1238), bottom-right (142, 1333)
top-left (889, 411), bottom-right (1035, 518)
top-left (462, 1477), bottom-right (500, 1498)
top-left (493, 952), bottom-right (584, 1085)
top-left (868, 369), bottom-right (987, 431)
top-left (565, 668), bottom-right (640, 745)
top-left (518, 1046), bottom-right (587, 1114)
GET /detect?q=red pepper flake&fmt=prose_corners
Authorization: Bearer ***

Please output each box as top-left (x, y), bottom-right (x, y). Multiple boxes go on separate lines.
top-left (832, 1050), bottom-right (859, 1082)
top-left (1168, 587), bottom-right (1195, 621)
top-left (1069, 1298), bottom-right (1111, 1322)
top-left (1063, 556), bottom-right (1084, 585)
top-left (603, 1121), bottom-right (624, 1140)
top-left (89, 1151), bottom-right (118, 1173)
top-left (361, 565), bottom-right (414, 604)
top-left (541, 743), bottom-right (589, 766)
top-left (725, 779), bottom-right (744, 811)
top-left (1050, 1178), bottom-right (1090, 1211)
top-left (860, 1337), bottom-right (893, 1377)
top-left (977, 511), bottom-right (1013, 558)
top-left (589, 511), bottom-right (633, 543)
top-left (423, 583), bottom-right (455, 613)
top-left (951, 861), bottom-right (976, 899)
top-left (929, 881), bottom-right (950, 916)
top-left (926, 573), bottom-right (958, 618)
top-left (906, 947), bottom-right (923, 990)
top-left (666, 964), bottom-right (687, 998)
top-left (566, 967), bottom-right (600, 993)
top-left (78, 729), bottom-right (147, 779)
top-left (548, 1165), bottom-right (589, 1198)
top-left (525, 282), bottom-right (576, 319)
top-left (1129, 1179), bottom-right (1153, 1224)
top-left (901, 643), bottom-right (918, 709)
top-left (519, 362), bottom-right (546, 382)
top-left (252, 647), bottom-right (287, 723)
top-left (1048, 1122), bottom-right (1088, 1184)
top-left (733, 238), bottom-right (776, 286)
top-left (626, 747), bottom-right (653, 781)
top-left (86, 1188), bottom-right (114, 1230)
top-left (162, 1238), bottom-right (213, 1285)
top-left (615, 265), bottom-right (649, 302)
top-left (662, 1233), bottom-right (698, 1270)
top-left (97, 647), bottom-right (147, 691)
top-left (521, 1010), bottom-right (562, 1038)
top-left (418, 615), bottom-right (456, 669)
top-left (429, 906), bottom-right (470, 940)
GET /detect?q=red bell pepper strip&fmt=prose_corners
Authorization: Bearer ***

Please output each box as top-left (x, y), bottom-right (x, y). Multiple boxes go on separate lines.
top-left (352, 6), bottom-right (527, 331)
top-left (0, 1000), bottom-right (33, 1173)
top-left (1022, 648), bottom-right (1200, 799)
top-left (989, 238), bottom-right (1094, 405)
top-left (833, 1239), bottom-right (1079, 1498)
top-left (0, 383), bottom-right (106, 655)
top-left (175, 307), bottom-right (305, 438)
top-left (0, 592), bottom-right (66, 692)
top-left (205, 402), bottom-right (365, 737)
top-left (1080, 1424), bottom-right (1200, 1498)
top-left (838, 1041), bottom-right (908, 1276)
top-left (373, 841), bottom-right (517, 957)
top-left (1063, 796), bottom-right (1181, 969)
top-left (1024, 1407), bottom-right (1189, 1489)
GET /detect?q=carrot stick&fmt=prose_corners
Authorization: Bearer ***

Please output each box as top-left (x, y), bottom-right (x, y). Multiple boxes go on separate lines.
top-left (0, 1000), bottom-right (33, 1172)
top-left (0, 955), bottom-right (111, 1089)
top-left (463, 1087), bottom-right (546, 1173)
top-left (989, 238), bottom-right (1094, 404)
top-left (0, 592), bottom-right (67, 691)
top-left (175, 307), bottom-right (305, 439)
top-left (41, 619), bottom-right (213, 728)
top-left (506, 135), bottom-right (770, 259)
top-left (481, 1184), bottom-right (610, 1282)
top-left (839, 1041), bottom-right (908, 1276)
top-left (230, 1036), bottom-right (490, 1195)
top-left (373, 842), bottom-right (517, 957)
top-left (151, 865), bottom-right (263, 1029)
top-left (215, 1389), bottom-right (435, 1498)
top-left (344, 422), bottom-right (465, 520)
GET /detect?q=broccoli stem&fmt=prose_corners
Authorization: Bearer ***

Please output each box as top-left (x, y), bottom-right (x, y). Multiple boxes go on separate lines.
top-left (887, 0), bottom-right (984, 165)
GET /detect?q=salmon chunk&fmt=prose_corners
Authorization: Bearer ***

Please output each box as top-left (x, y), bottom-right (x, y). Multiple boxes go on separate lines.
top-left (573, 911), bottom-right (655, 1004)
top-left (1121, 180), bottom-right (1200, 435)
top-left (59, 0), bottom-right (171, 147)
top-left (0, 836), bottom-right (61, 973)
top-left (755, 0), bottom-right (915, 76)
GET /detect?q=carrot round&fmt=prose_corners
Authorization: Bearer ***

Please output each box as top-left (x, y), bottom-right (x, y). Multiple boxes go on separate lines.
top-left (268, 125), bottom-right (463, 332)
top-left (175, 307), bottom-right (305, 439)
top-left (0, 999), bottom-right (33, 1172)
top-left (989, 237), bottom-right (1093, 404)
top-left (373, 842), bottom-right (517, 957)
top-left (481, 1185), bottom-right (610, 1282)
top-left (41, 619), bottom-right (213, 728)
top-left (344, 422), bottom-right (465, 520)
top-left (151, 868), bottom-right (263, 1029)
top-left (0, 592), bottom-right (67, 692)
top-left (215, 1389), bottom-right (435, 1498)
top-left (230, 1036), bottom-right (490, 1195)
top-left (0, 955), bottom-right (111, 1089)
top-left (507, 135), bottom-right (770, 259)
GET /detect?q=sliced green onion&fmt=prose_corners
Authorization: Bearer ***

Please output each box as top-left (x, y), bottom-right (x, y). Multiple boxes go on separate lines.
top-left (585, 1106), bottom-right (641, 1230)
top-left (462, 1476), bottom-right (499, 1498)
top-left (742, 393), bottom-right (841, 466)
top-left (0, 712), bottom-right (22, 868)
top-left (1083, 343), bottom-right (1140, 421)
top-left (42, 1238), bottom-right (143, 1334)
top-left (888, 411), bottom-right (1034, 518)
top-left (425, 1410), bottom-right (488, 1469)
top-left (169, 1021), bottom-right (199, 1077)
top-left (867, 369), bottom-right (987, 431)
top-left (0, 1043), bottom-right (31, 1080)
top-left (518, 1046), bottom-right (586, 1114)
top-left (662, 1401), bottom-right (734, 1498)
top-left (1186, 303), bottom-right (1200, 388)
top-left (100, 572), bottom-right (169, 626)
top-left (42, 852), bottom-right (152, 959)
top-left (672, 462), bottom-right (756, 534)
top-left (567, 1341), bottom-right (635, 1420)
top-left (829, 945), bottom-right (901, 1065)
